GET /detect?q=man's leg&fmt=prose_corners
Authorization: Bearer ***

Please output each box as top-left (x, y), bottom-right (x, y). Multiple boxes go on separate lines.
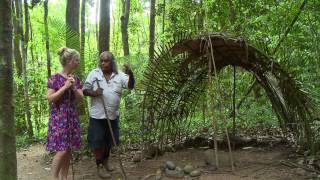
top-left (103, 118), bottom-right (120, 171)
top-left (88, 117), bottom-right (111, 178)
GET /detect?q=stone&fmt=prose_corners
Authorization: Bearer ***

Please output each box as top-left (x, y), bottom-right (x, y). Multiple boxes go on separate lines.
top-left (165, 161), bottom-right (176, 170)
top-left (165, 168), bottom-right (184, 178)
top-left (190, 170), bottom-right (201, 177)
top-left (183, 164), bottom-right (194, 174)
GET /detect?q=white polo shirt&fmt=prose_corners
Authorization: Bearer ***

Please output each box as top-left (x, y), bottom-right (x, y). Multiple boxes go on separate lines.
top-left (83, 68), bottom-right (129, 120)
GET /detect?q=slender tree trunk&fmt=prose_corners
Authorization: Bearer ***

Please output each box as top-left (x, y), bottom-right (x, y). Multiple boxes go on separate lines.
top-left (121, 0), bottom-right (130, 56)
top-left (0, 0), bottom-right (17, 179)
top-left (44, 0), bottom-right (51, 78)
top-left (80, 0), bottom-right (86, 73)
top-left (23, 0), bottom-right (34, 139)
top-left (29, 14), bottom-right (35, 67)
top-left (197, 0), bottom-right (204, 32)
top-left (149, 0), bottom-right (156, 60)
top-left (95, 0), bottom-right (99, 48)
top-left (162, 0), bottom-right (165, 34)
top-left (99, 0), bottom-right (111, 53)
top-left (13, 0), bottom-right (23, 77)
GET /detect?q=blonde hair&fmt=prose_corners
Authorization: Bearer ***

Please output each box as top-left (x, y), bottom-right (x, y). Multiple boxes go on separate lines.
top-left (57, 47), bottom-right (80, 66)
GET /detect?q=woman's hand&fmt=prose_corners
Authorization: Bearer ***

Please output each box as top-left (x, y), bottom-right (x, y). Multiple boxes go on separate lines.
top-left (64, 75), bottom-right (76, 90)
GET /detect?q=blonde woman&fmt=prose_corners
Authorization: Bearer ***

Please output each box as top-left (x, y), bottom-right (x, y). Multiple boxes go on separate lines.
top-left (46, 47), bottom-right (83, 180)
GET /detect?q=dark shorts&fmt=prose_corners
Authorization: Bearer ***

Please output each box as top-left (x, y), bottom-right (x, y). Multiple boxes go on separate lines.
top-left (87, 117), bottom-right (120, 149)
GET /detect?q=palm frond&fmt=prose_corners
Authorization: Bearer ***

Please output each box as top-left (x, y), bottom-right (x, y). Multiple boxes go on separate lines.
top-left (141, 32), bottom-right (317, 150)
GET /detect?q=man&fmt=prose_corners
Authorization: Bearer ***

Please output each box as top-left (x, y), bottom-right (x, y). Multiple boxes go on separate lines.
top-left (83, 51), bottom-right (134, 178)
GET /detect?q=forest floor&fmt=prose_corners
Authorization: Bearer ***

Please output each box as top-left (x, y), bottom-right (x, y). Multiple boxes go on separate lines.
top-left (17, 142), bottom-right (320, 180)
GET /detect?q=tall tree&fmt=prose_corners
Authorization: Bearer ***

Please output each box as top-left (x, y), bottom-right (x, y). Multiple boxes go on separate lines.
top-left (80, 0), bottom-right (86, 73)
top-left (13, 0), bottom-right (23, 77)
top-left (99, 0), bottom-right (111, 53)
top-left (23, 0), bottom-right (34, 138)
top-left (197, 0), bottom-right (204, 32)
top-left (0, 0), bottom-right (17, 179)
top-left (149, 0), bottom-right (156, 60)
top-left (121, 0), bottom-right (130, 56)
top-left (66, 0), bottom-right (80, 51)
top-left (44, 0), bottom-right (51, 78)
top-left (66, 0), bottom-right (83, 80)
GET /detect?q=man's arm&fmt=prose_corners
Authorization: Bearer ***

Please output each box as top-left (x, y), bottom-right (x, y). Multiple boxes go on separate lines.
top-left (83, 71), bottom-right (103, 97)
top-left (83, 88), bottom-right (103, 97)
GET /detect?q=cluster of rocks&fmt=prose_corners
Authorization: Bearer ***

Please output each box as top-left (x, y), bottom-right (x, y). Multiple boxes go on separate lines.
top-left (163, 161), bottom-right (201, 178)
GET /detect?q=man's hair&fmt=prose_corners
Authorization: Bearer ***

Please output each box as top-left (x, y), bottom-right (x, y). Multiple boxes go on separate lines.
top-left (99, 51), bottom-right (118, 74)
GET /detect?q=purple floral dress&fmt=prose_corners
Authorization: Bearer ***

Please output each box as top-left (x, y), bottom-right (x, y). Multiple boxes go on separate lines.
top-left (46, 73), bottom-right (82, 152)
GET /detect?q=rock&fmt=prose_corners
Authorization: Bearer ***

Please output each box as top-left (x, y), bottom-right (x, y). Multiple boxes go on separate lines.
top-left (165, 161), bottom-right (176, 170)
top-left (165, 168), bottom-right (184, 178)
top-left (190, 170), bottom-right (201, 177)
top-left (183, 164), bottom-right (194, 174)
top-left (176, 166), bottom-right (183, 172)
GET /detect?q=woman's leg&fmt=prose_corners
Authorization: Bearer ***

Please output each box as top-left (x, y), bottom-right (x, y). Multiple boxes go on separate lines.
top-left (59, 151), bottom-right (71, 180)
top-left (51, 151), bottom-right (69, 180)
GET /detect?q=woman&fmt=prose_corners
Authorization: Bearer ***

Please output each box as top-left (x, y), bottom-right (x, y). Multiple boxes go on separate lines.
top-left (46, 47), bottom-right (83, 180)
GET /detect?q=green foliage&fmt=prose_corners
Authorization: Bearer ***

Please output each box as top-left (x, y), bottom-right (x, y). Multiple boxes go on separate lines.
top-left (12, 0), bottom-right (319, 152)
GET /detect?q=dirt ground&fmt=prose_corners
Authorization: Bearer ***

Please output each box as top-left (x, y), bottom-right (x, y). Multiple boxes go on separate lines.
top-left (17, 144), bottom-right (317, 180)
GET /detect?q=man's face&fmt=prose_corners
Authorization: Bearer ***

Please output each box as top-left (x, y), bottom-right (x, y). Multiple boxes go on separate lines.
top-left (100, 58), bottom-right (112, 72)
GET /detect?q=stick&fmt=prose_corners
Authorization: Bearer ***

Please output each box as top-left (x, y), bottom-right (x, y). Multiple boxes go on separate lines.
top-left (95, 78), bottom-right (127, 180)
top-left (208, 35), bottom-right (234, 171)
top-left (280, 160), bottom-right (320, 174)
top-left (67, 89), bottom-right (75, 180)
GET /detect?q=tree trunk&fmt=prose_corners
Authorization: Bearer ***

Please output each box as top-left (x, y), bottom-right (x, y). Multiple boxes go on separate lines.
top-left (149, 0), bottom-right (156, 60)
top-left (0, 0), bottom-right (17, 179)
top-left (80, 0), bottom-right (86, 73)
top-left (66, 0), bottom-right (80, 51)
top-left (44, 0), bottom-right (51, 78)
top-left (29, 14), bottom-right (35, 67)
top-left (66, 0), bottom-right (80, 52)
top-left (197, 0), bottom-right (204, 32)
top-left (23, 0), bottom-right (34, 139)
top-left (13, 0), bottom-right (23, 77)
top-left (162, 0), bottom-right (165, 33)
top-left (95, 0), bottom-right (99, 48)
top-left (121, 0), bottom-right (130, 56)
top-left (99, 0), bottom-right (111, 53)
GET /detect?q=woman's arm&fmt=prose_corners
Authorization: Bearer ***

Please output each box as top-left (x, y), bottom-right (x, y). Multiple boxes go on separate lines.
top-left (47, 78), bottom-right (73, 103)
top-left (47, 86), bottom-right (68, 103)
top-left (74, 88), bottom-right (84, 101)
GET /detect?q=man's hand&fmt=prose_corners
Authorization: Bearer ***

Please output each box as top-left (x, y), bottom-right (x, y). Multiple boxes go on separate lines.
top-left (94, 87), bottom-right (103, 97)
top-left (123, 64), bottom-right (132, 75)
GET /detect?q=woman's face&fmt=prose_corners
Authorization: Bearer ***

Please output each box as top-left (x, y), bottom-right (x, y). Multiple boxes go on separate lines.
top-left (69, 56), bottom-right (80, 69)
top-left (100, 58), bottom-right (112, 73)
